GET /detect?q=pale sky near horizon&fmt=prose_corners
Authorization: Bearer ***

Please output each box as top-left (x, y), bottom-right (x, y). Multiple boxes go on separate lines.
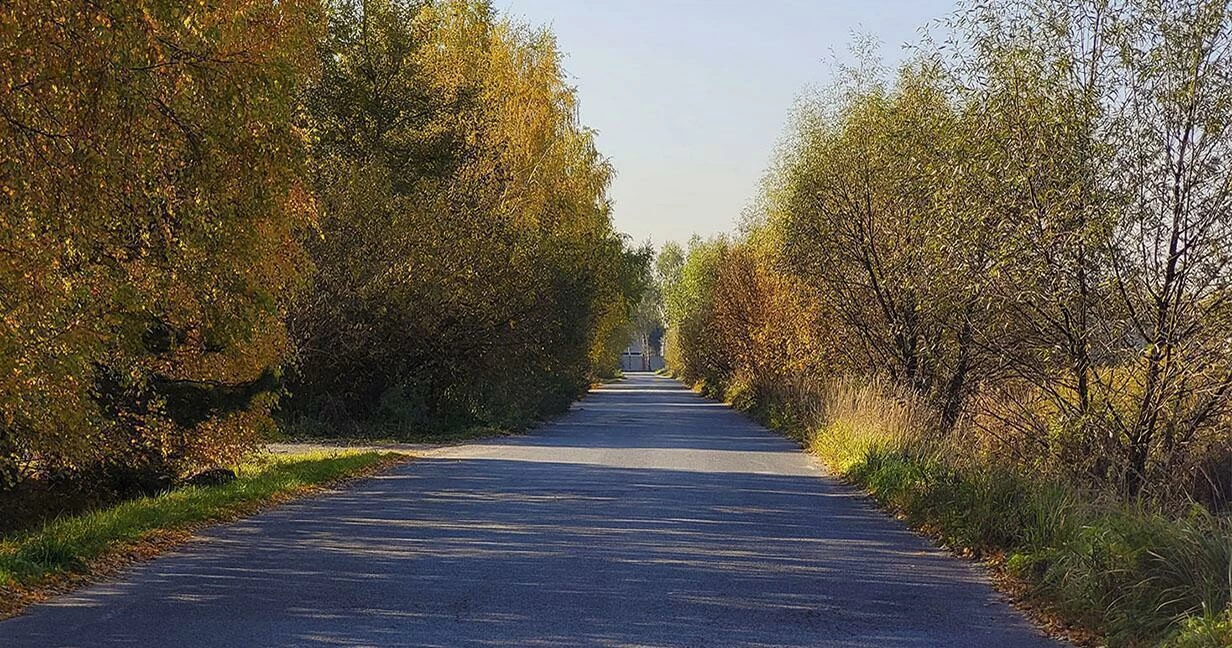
top-left (502, 0), bottom-right (959, 247)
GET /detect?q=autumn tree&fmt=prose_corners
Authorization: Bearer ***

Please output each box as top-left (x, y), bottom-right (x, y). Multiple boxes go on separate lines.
top-left (288, 0), bottom-right (638, 432)
top-left (665, 0), bottom-right (1232, 502)
top-left (0, 0), bottom-right (321, 487)
top-left (770, 60), bottom-right (988, 429)
top-left (1103, 0), bottom-right (1232, 495)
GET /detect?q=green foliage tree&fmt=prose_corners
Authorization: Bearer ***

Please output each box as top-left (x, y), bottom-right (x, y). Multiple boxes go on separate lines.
top-left (626, 242), bottom-right (663, 369)
top-left (287, 0), bottom-right (639, 433)
top-left (666, 0), bottom-right (1232, 503)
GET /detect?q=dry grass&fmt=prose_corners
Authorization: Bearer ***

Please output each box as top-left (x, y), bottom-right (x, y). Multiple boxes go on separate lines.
top-left (731, 376), bottom-right (1232, 647)
top-left (806, 377), bottom-right (937, 471)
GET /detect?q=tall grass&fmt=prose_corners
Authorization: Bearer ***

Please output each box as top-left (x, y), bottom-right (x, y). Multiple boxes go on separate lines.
top-left (739, 377), bottom-right (1232, 647)
top-left (809, 378), bottom-right (937, 472)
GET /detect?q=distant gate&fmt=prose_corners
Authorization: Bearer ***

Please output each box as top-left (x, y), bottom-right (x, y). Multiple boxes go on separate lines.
top-left (620, 352), bottom-right (665, 372)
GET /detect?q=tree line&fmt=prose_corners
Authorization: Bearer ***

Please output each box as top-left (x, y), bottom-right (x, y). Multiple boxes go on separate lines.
top-left (659, 3), bottom-right (1232, 639)
top-left (0, 0), bottom-right (646, 492)
top-left (662, 0), bottom-right (1232, 507)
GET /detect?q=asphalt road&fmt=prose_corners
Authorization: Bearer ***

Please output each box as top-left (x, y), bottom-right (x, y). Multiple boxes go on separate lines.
top-left (2, 374), bottom-right (1061, 647)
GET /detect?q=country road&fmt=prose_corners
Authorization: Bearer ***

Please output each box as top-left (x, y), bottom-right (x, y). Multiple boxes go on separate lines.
top-left (2, 374), bottom-right (1061, 647)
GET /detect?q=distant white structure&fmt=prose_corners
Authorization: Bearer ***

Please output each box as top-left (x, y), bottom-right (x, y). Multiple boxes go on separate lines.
top-left (621, 332), bottom-right (665, 372)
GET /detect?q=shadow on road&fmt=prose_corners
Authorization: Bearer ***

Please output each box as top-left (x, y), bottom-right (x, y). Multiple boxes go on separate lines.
top-left (2, 375), bottom-right (1060, 648)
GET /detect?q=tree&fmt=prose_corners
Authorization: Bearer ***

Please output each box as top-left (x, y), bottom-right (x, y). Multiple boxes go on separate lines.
top-left (287, 0), bottom-right (636, 432)
top-left (1104, 0), bottom-right (1232, 495)
top-left (628, 242), bottom-right (662, 370)
top-left (771, 60), bottom-right (985, 428)
top-left (0, 0), bottom-right (321, 487)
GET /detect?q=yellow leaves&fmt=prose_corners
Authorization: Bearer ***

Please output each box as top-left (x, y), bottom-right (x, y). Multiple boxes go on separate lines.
top-left (1, 0), bottom-right (322, 483)
top-left (286, 1), bottom-right (624, 425)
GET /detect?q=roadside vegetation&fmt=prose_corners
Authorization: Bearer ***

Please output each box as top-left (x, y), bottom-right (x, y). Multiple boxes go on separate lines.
top-left (285, 1), bottom-right (654, 438)
top-left (0, 450), bottom-right (403, 618)
top-left (658, 1), bottom-right (1232, 645)
top-left (0, 1), bottom-right (647, 527)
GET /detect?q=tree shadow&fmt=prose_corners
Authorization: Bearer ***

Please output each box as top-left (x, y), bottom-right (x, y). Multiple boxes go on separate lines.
top-left (2, 374), bottom-right (1061, 647)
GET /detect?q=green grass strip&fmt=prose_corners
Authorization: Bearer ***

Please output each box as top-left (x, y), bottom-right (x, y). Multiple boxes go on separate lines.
top-left (0, 451), bottom-right (400, 591)
top-left (841, 447), bottom-right (1232, 647)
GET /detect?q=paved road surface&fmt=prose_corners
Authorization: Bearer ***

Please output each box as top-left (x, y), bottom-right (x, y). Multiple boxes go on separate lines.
top-left (2, 374), bottom-right (1061, 647)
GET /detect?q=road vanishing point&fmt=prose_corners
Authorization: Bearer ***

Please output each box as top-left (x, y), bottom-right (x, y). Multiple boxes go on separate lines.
top-left (2, 373), bottom-right (1061, 647)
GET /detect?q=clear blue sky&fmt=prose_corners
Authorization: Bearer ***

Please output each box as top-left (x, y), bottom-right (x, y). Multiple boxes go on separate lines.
top-left (501, 0), bottom-right (959, 247)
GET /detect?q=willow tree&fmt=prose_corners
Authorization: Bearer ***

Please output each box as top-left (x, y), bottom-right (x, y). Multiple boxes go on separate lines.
top-left (925, 0), bottom-right (1125, 477)
top-left (1103, 0), bottom-right (1232, 496)
top-left (953, 0), bottom-right (1232, 496)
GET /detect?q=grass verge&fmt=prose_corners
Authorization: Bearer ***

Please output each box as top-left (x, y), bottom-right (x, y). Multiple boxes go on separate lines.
top-left (274, 425), bottom-right (515, 447)
top-left (721, 377), bottom-right (1232, 648)
top-left (846, 450), bottom-right (1231, 647)
top-left (0, 450), bottom-right (408, 619)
